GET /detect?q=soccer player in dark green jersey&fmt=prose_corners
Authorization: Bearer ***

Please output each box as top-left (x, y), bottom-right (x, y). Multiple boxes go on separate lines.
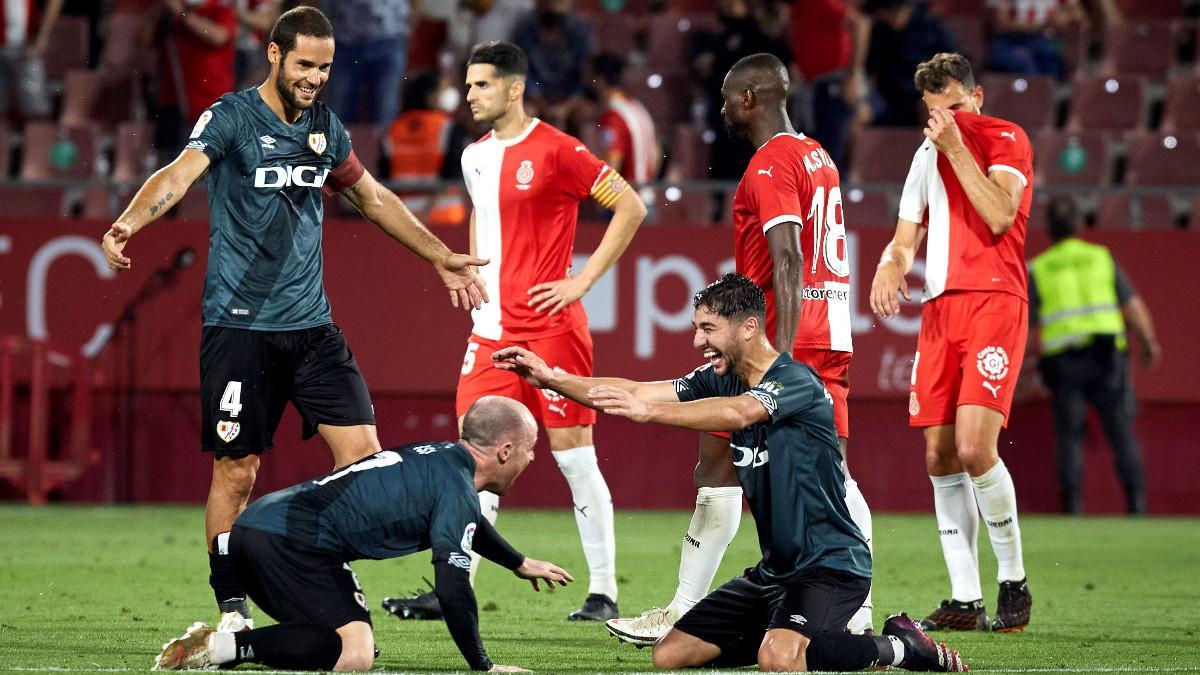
top-left (154, 396), bottom-right (570, 672)
top-left (493, 274), bottom-right (967, 672)
top-left (99, 6), bottom-right (489, 632)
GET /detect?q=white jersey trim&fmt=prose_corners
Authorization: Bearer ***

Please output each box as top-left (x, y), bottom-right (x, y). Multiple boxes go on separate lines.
top-left (493, 118), bottom-right (541, 148)
top-left (463, 136), bottom-right (507, 340)
top-left (987, 163), bottom-right (1028, 187)
top-left (762, 214), bottom-right (804, 235)
top-left (898, 140), bottom-right (933, 223)
top-left (825, 281), bottom-right (853, 352)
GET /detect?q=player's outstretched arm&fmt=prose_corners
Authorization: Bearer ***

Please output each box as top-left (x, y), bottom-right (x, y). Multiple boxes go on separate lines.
top-left (870, 218), bottom-right (925, 318)
top-left (587, 387), bottom-right (769, 431)
top-left (513, 557), bottom-right (574, 591)
top-left (492, 346), bottom-right (678, 408)
top-left (102, 149), bottom-right (211, 271)
top-left (527, 182), bottom-right (646, 315)
top-left (342, 170), bottom-right (490, 310)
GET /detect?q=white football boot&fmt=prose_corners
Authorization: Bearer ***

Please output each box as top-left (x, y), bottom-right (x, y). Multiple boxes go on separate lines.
top-left (605, 606), bottom-right (680, 647)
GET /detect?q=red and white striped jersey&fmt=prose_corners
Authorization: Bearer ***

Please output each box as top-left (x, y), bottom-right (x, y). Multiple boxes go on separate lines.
top-left (462, 118), bottom-right (616, 340)
top-left (986, 0), bottom-right (1077, 27)
top-left (733, 133), bottom-right (853, 353)
top-left (596, 93), bottom-right (659, 185)
top-left (897, 110), bottom-right (1033, 302)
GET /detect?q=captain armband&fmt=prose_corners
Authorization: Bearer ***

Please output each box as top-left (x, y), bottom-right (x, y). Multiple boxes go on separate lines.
top-left (590, 167), bottom-right (629, 210)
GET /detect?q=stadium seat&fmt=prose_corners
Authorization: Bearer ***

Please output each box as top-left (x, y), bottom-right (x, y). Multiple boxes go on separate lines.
top-left (623, 70), bottom-right (691, 127)
top-left (1123, 131), bottom-right (1200, 186)
top-left (655, 188), bottom-right (715, 225)
top-left (928, 0), bottom-right (986, 15)
top-left (1065, 76), bottom-right (1146, 132)
top-left (1093, 193), bottom-right (1177, 229)
top-left (645, 12), bottom-right (718, 72)
top-left (344, 124), bottom-right (383, 177)
top-left (43, 15), bottom-right (90, 82)
top-left (1113, 0), bottom-right (1184, 18)
top-left (0, 185), bottom-right (69, 217)
top-left (663, 124), bottom-right (710, 181)
top-left (59, 69), bottom-right (102, 130)
top-left (1098, 20), bottom-right (1184, 79)
top-left (849, 127), bottom-right (924, 184)
top-left (171, 186), bottom-right (210, 221)
top-left (1190, 195), bottom-right (1200, 228)
top-left (112, 121), bottom-right (156, 184)
top-left (0, 120), bottom-right (10, 179)
top-left (1034, 130), bottom-right (1112, 186)
top-left (80, 186), bottom-right (114, 220)
top-left (981, 74), bottom-right (1057, 131)
top-left (19, 123), bottom-right (97, 181)
top-left (843, 189), bottom-right (896, 227)
top-left (943, 16), bottom-right (987, 65)
top-left (1160, 78), bottom-right (1200, 133)
top-left (591, 12), bottom-right (637, 55)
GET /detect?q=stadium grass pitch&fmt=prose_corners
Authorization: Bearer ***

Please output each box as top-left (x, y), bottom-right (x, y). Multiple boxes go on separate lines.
top-left (1, 505), bottom-right (1197, 674)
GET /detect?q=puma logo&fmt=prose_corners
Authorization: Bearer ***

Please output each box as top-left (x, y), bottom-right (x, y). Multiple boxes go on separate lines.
top-left (1000, 131), bottom-right (1016, 141)
top-left (757, 165), bottom-right (774, 177)
top-left (982, 381), bottom-right (1002, 398)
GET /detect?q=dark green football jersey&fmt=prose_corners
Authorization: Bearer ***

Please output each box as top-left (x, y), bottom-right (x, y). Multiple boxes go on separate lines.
top-left (674, 354), bottom-right (871, 582)
top-left (235, 442), bottom-right (482, 564)
top-left (186, 89), bottom-right (354, 330)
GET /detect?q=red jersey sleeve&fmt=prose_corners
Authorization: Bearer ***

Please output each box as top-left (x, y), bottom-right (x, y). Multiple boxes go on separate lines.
top-left (556, 136), bottom-right (610, 201)
top-left (745, 146), bottom-right (806, 234)
top-left (984, 121), bottom-right (1033, 188)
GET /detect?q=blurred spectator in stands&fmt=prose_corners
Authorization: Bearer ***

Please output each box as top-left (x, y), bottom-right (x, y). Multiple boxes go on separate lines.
top-left (788, 0), bottom-right (871, 169)
top-left (511, 0), bottom-right (592, 128)
top-left (233, 0), bottom-right (281, 89)
top-left (0, 0), bottom-right (63, 120)
top-left (154, 0), bottom-right (237, 161)
top-left (470, 0), bottom-right (534, 45)
top-left (325, 0), bottom-right (418, 126)
top-left (692, 0), bottom-right (789, 180)
top-left (860, 0), bottom-right (958, 127)
top-left (63, 0), bottom-right (102, 66)
top-left (386, 71), bottom-right (466, 180)
top-left (1028, 197), bottom-right (1160, 515)
top-left (985, 0), bottom-right (1083, 79)
top-left (590, 52), bottom-right (660, 187)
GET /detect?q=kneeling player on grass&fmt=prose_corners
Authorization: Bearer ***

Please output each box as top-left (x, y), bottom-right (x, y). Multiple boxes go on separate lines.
top-left (154, 396), bottom-right (570, 672)
top-left (493, 274), bottom-right (967, 672)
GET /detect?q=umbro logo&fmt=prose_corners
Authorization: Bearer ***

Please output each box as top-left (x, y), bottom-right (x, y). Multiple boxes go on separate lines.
top-left (789, 614), bottom-right (807, 625)
top-left (259, 135), bottom-right (276, 150)
top-left (757, 165), bottom-right (774, 177)
top-left (1000, 131), bottom-right (1016, 141)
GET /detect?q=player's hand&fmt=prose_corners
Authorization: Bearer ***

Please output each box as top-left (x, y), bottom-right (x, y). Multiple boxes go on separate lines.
top-left (514, 557), bottom-right (574, 591)
top-left (1139, 339), bottom-right (1162, 369)
top-left (437, 252), bottom-right (490, 311)
top-left (492, 346), bottom-right (555, 387)
top-left (925, 107), bottom-right (965, 156)
top-left (102, 223), bottom-right (134, 271)
top-left (489, 666), bottom-right (531, 673)
top-left (587, 386), bottom-right (650, 423)
top-left (527, 275), bottom-right (589, 316)
top-left (869, 261), bottom-right (910, 318)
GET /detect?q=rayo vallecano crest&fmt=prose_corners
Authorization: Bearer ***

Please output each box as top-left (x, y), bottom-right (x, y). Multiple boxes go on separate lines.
top-left (308, 132), bottom-right (327, 155)
top-left (216, 420), bottom-right (240, 444)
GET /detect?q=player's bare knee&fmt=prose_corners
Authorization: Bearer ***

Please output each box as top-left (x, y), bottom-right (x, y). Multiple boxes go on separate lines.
top-left (954, 437), bottom-right (998, 475)
top-left (333, 631), bottom-right (374, 671)
top-left (757, 633), bottom-right (809, 672)
top-left (651, 642), bottom-right (686, 669)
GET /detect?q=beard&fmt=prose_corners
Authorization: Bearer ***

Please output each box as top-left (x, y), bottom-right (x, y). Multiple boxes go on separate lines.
top-left (275, 70), bottom-right (316, 111)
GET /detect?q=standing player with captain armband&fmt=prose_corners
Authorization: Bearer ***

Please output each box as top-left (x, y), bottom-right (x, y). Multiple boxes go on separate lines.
top-left (382, 40), bottom-right (647, 623)
top-left (870, 52), bottom-right (1034, 633)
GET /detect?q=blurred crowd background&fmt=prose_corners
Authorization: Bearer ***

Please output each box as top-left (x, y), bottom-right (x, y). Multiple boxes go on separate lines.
top-left (0, 0), bottom-right (1196, 229)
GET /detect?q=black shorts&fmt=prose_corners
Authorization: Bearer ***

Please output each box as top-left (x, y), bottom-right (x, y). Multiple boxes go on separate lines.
top-left (200, 324), bottom-right (375, 456)
top-left (673, 567), bottom-right (870, 668)
top-left (230, 526), bottom-right (371, 629)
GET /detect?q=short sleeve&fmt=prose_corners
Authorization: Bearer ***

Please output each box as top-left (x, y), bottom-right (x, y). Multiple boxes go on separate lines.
top-left (743, 361), bottom-right (819, 424)
top-left (672, 364), bottom-right (719, 403)
top-left (327, 111), bottom-right (353, 167)
top-left (897, 140), bottom-right (933, 223)
top-left (746, 148), bottom-right (806, 234)
top-left (185, 102), bottom-right (238, 164)
top-left (985, 124), bottom-right (1033, 188)
top-left (556, 136), bottom-right (610, 201)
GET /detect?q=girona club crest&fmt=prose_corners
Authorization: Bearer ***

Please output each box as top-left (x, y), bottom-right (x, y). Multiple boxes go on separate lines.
top-left (515, 160), bottom-right (534, 189)
top-left (976, 346), bottom-right (1010, 381)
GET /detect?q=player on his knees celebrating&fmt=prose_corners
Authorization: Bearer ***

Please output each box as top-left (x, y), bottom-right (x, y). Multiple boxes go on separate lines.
top-left (493, 274), bottom-right (966, 672)
top-left (153, 397), bottom-right (571, 672)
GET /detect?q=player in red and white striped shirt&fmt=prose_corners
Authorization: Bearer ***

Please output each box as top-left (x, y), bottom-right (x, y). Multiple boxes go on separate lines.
top-left (870, 52), bottom-right (1034, 633)
top-left (606, 53), bottom-right (876, 647)
top-left (381, 41), bottom-right (646, 623)
top-left (591, 52), bottom-right (661, 186)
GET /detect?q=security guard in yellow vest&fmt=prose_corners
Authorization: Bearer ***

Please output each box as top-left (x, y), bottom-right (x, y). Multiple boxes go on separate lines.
top-left (1028, 198), bottom-right (1161, 514)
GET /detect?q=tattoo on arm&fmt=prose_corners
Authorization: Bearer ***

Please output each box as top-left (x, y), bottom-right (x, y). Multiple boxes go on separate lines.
top-left (148, 192), bottom-right (175, 216)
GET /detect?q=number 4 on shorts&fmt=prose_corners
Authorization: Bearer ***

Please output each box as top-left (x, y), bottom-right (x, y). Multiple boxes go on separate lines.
top-left (220, 381), bottom-right (244, 418)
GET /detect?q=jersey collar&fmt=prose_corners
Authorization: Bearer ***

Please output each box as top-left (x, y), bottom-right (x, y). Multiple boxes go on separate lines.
top-left (492, 118), bottom-right (541, 148)
top-left (758, 131), bottom-right (807, 150)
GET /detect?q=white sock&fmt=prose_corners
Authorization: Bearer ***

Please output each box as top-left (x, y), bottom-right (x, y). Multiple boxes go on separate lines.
top-left (667, 486), bottom-right (742, 616)
top-left (930, 472), bottom-right (982, 602)
top-left (554, 445), bottom-right (617, 600)
top-left (468, 490), bottom-right (500, 585)
top-left (971, 459), bottom-right (1026, 582)
top-left (208, 631), bottom-right (236, 665)
top-left (844, 471), bottom-right (874, 629)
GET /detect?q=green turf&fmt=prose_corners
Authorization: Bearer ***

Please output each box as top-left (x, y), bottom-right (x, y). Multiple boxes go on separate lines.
top-left (1, 506), bottom-right (1198, 673)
